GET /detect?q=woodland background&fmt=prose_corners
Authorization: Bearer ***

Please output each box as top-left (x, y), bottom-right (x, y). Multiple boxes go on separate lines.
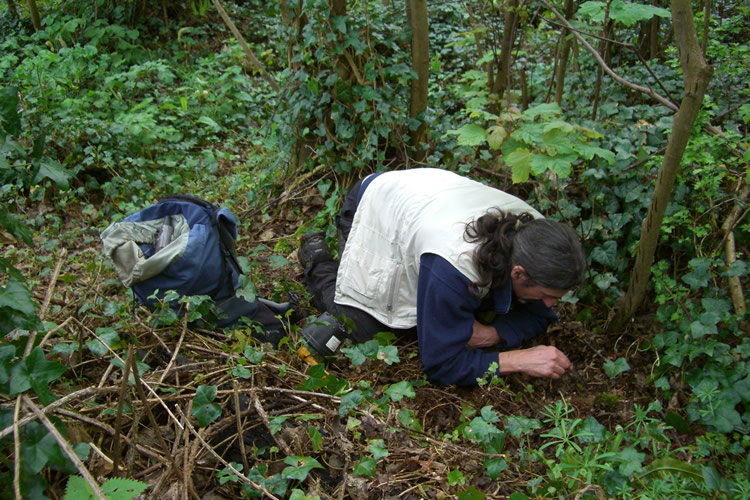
top-left (0, 0), bottom-right (748, 499)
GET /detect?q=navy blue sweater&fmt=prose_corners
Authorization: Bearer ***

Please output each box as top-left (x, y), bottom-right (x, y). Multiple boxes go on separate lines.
top-left (416, 253), bottom-right (558, 386)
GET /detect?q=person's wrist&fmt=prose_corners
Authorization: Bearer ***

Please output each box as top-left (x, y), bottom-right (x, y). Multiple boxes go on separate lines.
top-left (497, 351), bottom-right (517, 375)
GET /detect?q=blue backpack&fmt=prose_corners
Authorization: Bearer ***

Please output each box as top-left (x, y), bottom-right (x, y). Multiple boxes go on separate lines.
top-left (101, 195), bottom-right (293, 336)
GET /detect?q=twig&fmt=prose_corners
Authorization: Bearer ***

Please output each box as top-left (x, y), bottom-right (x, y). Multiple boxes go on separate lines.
top-left (233, 380), bottom-right (251, 475)
top-left (580, 337), bottom-right (610, 363)
top-left (0, 386), bottom-right (119, 440)
top-left (539, 0), bottom-right (677, 113)
top-left (54, 409), bottom-right (167, 464)
top-left (13, 396), bottom-right (22, 500)
top-left (39, 248), bottom-right (67, 320)
top-left (112, 345), bottom-right (134, 475)
top-left (175, 406), bottom-right (281, 500)
top-left (130, 346), bottom-right (179, 471)
top-left (82, 320), bottom-right (183, 430)
top-left (23, 249), bottom-right (67, 359)
top-left (23, 396), bottom-right (108, 500)
top-left (38, 317), bottom-right (74, 348)
top-left (252, 390), bottom-right (293, 456)
top-left (159, 311), bottom-right (189, 384)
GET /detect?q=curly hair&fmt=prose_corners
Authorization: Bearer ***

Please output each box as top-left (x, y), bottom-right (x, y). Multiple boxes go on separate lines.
top-left (464, 209), bottom-right (586, 291)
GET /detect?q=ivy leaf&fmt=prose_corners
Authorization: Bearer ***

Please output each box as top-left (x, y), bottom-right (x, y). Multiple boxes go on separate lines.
top-left (21, 421), bottom-right (61, 473)
top-left (33, 156), bottom-right (73, 189)
top-left (457, 485), bottom-right (486, 500)
top-left (339, 389), bottom-right (364, 417)
top-left (269, 255), bottom-right (291, 268)
top-left (85, 327), bottom-right (120, 357)
top-left (368, 439), bottom-right (389, 460)
top-left (0, 344), bottom-right (16, 385)
top-left (376, 345), bottom-right (399, 365)
top-left (0, 278), bottom-right (38, 315)
top-left (281, 456), bottom-right (323, 481)
top-left (236, 275), bottom-right (258, 304)
top-left (397, 408), bottom-right (422, 431)
top-left (504, 415), bottom-right (541, 439)
top-left (341, 345), bottom-right (367, 366)
top-left (9, 346), bottom-right (66, 404)
top-left (353, 456), bottom-right (376, 476)
top-left (385, 381), bottom-right (415, 402)
top-left (484, 457), bottom-right (508, 479)
top-left (603, 358), bottom-right (631, 379)
top-left (192, 385), bottom-right (221, 427)
top-left (682, 257), bottom-right (712, 290)
top-left (590, 240), bottom-right (618, 269)
top-left (232, 366), bottom-right (252, 379)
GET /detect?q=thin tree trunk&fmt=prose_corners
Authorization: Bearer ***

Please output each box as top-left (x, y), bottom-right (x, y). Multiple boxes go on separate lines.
top-left (490, 0), bottom-right (518, 113)
top-left (609, 0), bottom-right (714, 331)
top-left (211, 0), bottom-right (280, 92)
top-left (407, 0), bottom-right (429, 159)
top-left (701, 0), bottom-right (710, 57)
top-left (26, 0), bottom-right (41, 31)
top-left (554, 0), bottom-right (576, 107)
top-left (6, 0), bottom-right (19, 21)
top-left (591, 0), bottom-right (612, 121)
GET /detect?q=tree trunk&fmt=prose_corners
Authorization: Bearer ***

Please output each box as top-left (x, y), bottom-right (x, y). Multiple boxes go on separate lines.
top-left (26, 0), bottom-right (41, 31)
top-left (591, 0), bottom-right (612, 121)
top-left (6, 0), bottom-right (19, 22)
top-left (490, 0), bottom-right (518, 113)
top-left (554, 0), bottom-right (576, 107)
top-left (407, 0), bottom-right (429, 160)
top-left (609, 0), bottom-right (713, 331)
top-left (701, 0), bottom-right (710, 57)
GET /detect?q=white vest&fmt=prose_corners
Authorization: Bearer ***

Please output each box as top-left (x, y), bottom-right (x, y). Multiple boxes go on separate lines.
top-left (334, 168), bottom-right (543, 328)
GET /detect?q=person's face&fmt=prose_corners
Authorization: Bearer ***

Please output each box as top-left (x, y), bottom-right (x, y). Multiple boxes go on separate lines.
top-left (510, 265), bottom-right (568, 308)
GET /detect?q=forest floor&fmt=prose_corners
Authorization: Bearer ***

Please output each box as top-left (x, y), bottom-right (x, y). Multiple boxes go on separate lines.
top-left (17, 183), bottom-right (693, 499)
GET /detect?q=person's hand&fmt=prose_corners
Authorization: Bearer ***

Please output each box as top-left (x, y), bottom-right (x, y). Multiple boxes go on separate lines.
top-left (499, 346), bottom-right (571, 379)
top-left (467, 320), bottom-right (501, 348)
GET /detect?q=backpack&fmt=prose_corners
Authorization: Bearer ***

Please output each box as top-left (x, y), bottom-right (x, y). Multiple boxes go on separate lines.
top-left (100, 195), bottom-right (294, 340)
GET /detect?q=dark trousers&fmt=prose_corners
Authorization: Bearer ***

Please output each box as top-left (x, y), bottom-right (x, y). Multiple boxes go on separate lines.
top-left (303, 179), bottom-right (392, 343)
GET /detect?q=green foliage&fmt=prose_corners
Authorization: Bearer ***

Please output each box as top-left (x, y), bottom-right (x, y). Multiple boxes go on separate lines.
top-left (63, 475), bottom-right (150, 500)
top-left (445, 101), bottom-right (614, 182)
top-left (192, 385), bottom-right (222, 427)
top-left (273, 0), bottom-right (415, 173)
top-left (578, 0), bottom-right (671, 27)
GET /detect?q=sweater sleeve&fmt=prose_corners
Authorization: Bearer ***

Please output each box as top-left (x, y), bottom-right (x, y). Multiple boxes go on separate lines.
top-left (491, 299), bottom-right (558, 348)
top-left (416, 254), bottom-right (502, 386)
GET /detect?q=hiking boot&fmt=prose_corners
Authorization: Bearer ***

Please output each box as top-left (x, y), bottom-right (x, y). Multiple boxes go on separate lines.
top-left (300, 312), bottom-right (348, 356)
top-left (298, 231), bottom-right (333, 271)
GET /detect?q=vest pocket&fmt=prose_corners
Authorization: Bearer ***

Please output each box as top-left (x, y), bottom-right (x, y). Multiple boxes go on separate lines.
top-left (338, 243), bottom-right (399, 305)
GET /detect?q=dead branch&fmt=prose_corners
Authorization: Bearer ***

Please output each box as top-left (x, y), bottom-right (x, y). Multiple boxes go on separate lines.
top-left (23, 396), bottom-right (108, 500)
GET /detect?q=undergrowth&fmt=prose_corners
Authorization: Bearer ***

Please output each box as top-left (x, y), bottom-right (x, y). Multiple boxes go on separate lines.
top-left (0, 0), bottom-right (748, 498)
